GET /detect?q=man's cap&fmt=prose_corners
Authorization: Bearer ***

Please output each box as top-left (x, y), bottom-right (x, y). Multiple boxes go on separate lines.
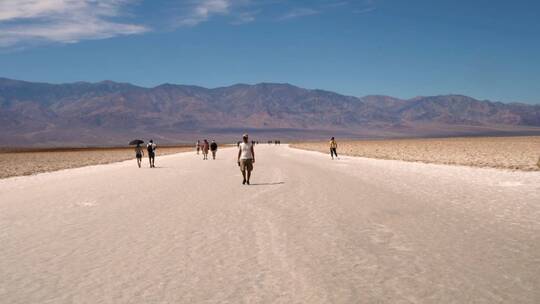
top-left (242, 133), bottom-right (248, 138)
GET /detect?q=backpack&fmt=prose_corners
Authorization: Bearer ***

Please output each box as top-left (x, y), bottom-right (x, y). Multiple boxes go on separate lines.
top-left (147, 144), bottom-right (154, 153)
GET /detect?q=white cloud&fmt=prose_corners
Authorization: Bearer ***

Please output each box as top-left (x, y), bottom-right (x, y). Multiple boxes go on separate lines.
top-left (279, 8), bottom-right (320, 20)
top-left (0, 0), bottom-right (148, 48)
top-left (176, 0), bottom-right (254, 26)
top-left (177, 0), bottom-right (230, 26)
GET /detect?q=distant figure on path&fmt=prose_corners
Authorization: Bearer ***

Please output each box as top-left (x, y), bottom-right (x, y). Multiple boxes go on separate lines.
top-left (330, 137), bottom-right (338, 160)
top-left (238, 134), bottom-right (255, 185)
top-left (196, 140), bottom-right (201, 155)
top-left (147, 140), bottom-right (157, 168)
top-left (210, 140), bottom-right (218, 160)
top-left (202, 139), bottom-right (210, 160)
top-left (135, 144), bottom-right (144, 168)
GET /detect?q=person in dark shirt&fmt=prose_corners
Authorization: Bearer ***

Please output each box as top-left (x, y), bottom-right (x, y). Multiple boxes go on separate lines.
top-left (147, 139), bottom-right (157, 168)
top-left (210, 140), bottom-right (218, 160)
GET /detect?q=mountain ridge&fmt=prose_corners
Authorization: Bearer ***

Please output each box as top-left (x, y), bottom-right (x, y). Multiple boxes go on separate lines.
top-left (1, 77), bottom-right (539, 146)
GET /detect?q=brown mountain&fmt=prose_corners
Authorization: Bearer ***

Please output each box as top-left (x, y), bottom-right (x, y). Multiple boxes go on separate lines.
top-left (1, 77), bottom-right (539, 146)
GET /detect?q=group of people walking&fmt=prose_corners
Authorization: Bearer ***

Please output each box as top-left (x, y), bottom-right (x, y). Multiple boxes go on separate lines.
top-left (197, 135), bottom-right (255, 184)
top-left (196, 139), bottom-right (219, 160)
top-left (133, 134), bottom-right (339, 185)
top-left (134, 140), bottom-right (157, 168)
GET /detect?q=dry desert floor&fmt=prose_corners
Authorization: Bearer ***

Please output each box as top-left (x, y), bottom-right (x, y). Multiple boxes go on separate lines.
top-left (1, 145), bottom-right (539, 303)
top-left (292, 136), bottom-right (540, 171)
top-left (0, 146), bottom-right (192, 179)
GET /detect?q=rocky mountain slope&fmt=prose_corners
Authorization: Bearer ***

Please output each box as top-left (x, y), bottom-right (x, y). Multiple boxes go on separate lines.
top-left (1, 77), bottom-right (539, 146)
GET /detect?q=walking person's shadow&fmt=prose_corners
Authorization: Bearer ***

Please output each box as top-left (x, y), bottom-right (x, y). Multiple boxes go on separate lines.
top-left (248, 182), bottom-right (285, 186)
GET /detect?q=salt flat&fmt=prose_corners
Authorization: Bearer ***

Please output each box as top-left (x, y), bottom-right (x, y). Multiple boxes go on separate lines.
top-left (0, 145), bottom-right (539, 303)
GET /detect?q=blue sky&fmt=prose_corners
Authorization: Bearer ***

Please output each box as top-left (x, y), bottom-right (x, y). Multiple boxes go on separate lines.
top-left (0, 0), bottom-right (539, 103)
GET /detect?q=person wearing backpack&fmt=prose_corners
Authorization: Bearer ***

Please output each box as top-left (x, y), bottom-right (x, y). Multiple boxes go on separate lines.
top-left (210, 140), bottom-right (218, 160)
top-left (147, 139), bottom-right (157, 168)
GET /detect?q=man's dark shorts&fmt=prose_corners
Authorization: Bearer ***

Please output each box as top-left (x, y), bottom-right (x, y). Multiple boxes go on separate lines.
top-left (240, 159), bottom-right (253, 172)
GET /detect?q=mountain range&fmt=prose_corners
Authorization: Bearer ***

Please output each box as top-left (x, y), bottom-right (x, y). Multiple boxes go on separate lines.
top-left (1, 77), bottom-right (539, 146)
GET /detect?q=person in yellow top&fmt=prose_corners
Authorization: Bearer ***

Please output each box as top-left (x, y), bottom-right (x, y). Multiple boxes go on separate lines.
top-left (329, 137), bottom-right (338, 160)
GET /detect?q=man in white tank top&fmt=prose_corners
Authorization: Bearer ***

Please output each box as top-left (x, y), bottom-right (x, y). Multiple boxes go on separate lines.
top-left (237, 133), bottom-right (255, 185)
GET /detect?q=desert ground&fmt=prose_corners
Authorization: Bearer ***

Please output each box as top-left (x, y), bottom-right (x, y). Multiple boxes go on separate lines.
top-left (1, 144), bottom-right (539, 303)
top-left (0, 146), bottom-right (192, 179)
top-left (292, 136), bottom-right (540, 171)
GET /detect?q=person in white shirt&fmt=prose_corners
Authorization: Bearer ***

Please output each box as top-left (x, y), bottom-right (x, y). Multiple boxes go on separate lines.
top-left (237, 133), bottom-right (255, 185)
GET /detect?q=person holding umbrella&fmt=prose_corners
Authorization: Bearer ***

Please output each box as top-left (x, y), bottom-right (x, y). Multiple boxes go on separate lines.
top-left (135, 143), bottom-right (144, 168)
top-left (147, 139), bottom-right (157, 168)
top-left (129, 139), bottom-right (145, 168)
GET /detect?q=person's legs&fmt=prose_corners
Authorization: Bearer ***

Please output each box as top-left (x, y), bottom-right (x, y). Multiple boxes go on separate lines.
top-left (246, 160), bottom-right (253, 184)
top-left (240, 160), bottom-right (247, 184)
top-left (331, 148), bottom-right (338, 159)
top-left (241, 169), bottom-right (246, 184)
top-left (137, 157), bottom-right (141, 168)
top-left (212, 151), bottom-right (216, 159)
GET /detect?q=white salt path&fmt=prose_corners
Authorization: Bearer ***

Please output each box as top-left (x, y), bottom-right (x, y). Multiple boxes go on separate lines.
top-left (1, 145), bottom-right (539, 303)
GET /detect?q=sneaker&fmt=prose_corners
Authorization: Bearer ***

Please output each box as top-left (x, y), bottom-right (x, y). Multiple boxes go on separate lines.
top-left (242, 179), bottom-right (246, 185)
top-left (246, 180), bottom-right (250, 185)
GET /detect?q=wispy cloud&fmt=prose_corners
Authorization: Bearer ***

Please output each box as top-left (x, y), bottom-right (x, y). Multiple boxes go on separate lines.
top-left (177, 0), bottom-right (232, 26)
top-left (231, 10), bottom-right (259, 25)
top-left (321, 1), bottom-right (349, 9)
top-left (354, 0), bottom-right (376, 13)
top-left (176, 0), bottom-right (255, 27)
top-left (279, 8), bottom-right (320, 21)
top-left (0, 0), bottom-right (378, 49)
top-left (0, 0), bottom-right (148, 48)
top-left (353, 7), bottom-right (376, 14)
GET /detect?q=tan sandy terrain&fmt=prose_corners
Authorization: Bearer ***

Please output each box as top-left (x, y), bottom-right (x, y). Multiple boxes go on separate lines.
top-left (1, 145), bottom-right (539, 303)
top-left (292, 136), bottom-right (540, 171)
top-left (0, 146), bottom-right (192, 179)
